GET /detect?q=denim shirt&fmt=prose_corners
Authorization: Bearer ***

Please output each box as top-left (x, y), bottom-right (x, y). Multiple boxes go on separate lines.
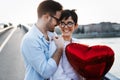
top-left (21, 24), bottom-right (57, 80)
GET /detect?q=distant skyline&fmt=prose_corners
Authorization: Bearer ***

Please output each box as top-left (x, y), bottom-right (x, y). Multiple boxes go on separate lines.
top-left (0, 0), bottom-right (120, 25)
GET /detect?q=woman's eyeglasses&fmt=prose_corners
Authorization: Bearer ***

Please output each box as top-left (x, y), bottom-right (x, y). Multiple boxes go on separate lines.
top-left (60, 22), bottom-right (75, 28)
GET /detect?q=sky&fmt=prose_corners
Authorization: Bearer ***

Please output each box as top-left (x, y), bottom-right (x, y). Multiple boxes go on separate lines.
top-left (0, 0), bottom-right (120, 25)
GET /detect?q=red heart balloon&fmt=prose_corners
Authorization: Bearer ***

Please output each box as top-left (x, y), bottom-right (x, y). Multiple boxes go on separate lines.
top-left (65, 43), bottom-right (114, 80)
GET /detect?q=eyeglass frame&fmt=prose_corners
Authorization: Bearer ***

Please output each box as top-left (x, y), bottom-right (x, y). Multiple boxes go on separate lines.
top-left (50, 15), bottom-right (60, 25)
top-left (60, 21), bottom-right (75, 28)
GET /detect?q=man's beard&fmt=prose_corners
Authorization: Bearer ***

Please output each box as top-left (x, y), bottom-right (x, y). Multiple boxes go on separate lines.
top-left (48, 28), bottom-right (55, 32)
top-left (46, 20), bottom-right (55, 32)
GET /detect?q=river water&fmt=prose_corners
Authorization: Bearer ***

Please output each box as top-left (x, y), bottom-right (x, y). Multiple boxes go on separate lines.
top-left (77, 37), bottom-right (120, 78)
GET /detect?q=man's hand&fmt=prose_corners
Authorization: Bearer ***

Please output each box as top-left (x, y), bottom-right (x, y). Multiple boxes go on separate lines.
top-left (52, 36), bottom-right (64, 65)
top-left (53, 36), bottom-right (64, 49)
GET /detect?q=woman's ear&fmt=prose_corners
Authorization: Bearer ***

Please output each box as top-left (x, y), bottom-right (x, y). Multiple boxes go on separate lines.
top-left (74, 24), bottom-right (78, 29)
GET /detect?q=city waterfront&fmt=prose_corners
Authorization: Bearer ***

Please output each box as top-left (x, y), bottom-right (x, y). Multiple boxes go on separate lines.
top-left (77, 37), bottom-right (120, 78)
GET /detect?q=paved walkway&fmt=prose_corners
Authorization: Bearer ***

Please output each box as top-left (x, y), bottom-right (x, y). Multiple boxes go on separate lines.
top-left (0, 28), bottom-right (26, 80)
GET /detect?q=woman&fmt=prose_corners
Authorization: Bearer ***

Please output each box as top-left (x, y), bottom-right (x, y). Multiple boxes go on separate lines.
top-left (51, 10), bottom-right (85, 80)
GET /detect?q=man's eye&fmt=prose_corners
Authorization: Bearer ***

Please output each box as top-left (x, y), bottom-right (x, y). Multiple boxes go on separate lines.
top-left (61, 22), bottom-right (65, 25)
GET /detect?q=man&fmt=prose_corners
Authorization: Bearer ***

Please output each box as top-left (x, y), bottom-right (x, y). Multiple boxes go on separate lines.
top-left (21, 0), bottom-right (64, 80)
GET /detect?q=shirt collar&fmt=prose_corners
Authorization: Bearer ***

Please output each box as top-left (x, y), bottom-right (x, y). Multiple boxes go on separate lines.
top-left (32, 24), bottom-right (57, 41)
top-left (47, 31), bottom-right (57, 41)
top-left (32, 24), bottom-right (44, 39)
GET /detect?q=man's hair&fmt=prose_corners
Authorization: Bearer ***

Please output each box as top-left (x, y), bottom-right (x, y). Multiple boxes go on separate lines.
top-left (37, 0), bottom-right (63, 18)
top-left (59, 9), bottom-right (78, 25)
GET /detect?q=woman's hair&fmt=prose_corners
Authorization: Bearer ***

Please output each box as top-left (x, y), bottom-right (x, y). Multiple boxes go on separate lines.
top-left (37, 0), bottom-right (63, 18)
top-left (59, 9), bottom-right (78, 25)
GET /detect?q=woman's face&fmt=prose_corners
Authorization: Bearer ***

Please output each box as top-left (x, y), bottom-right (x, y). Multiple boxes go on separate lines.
top-left (59, 16), bottom-right (77, 37)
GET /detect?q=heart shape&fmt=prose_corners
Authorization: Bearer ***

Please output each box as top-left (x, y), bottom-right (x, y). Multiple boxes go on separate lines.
top-left (65, 43), bottom-right (114, 79)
